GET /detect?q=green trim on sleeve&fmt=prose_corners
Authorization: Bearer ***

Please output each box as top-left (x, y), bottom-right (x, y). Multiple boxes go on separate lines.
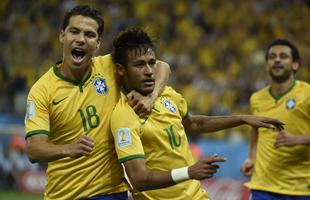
top-left (118, 154), bottom-right (145, 163)
top-left (26, 130), bottom-right (49, 138)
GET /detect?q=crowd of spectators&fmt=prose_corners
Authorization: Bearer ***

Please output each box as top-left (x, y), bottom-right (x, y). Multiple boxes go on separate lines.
top-left (1, 0), bottom-right (310, 139)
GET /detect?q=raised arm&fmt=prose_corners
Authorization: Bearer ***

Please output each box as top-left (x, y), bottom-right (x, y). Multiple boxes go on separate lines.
top-left (241, 127), bottom-right (258, 177)
top-left (182, 113), bottom-right (284, 135)
top-left (151, 60), bottom-right (171, 100)
top-left (123, 155), bottom-right (225, 191)
top-left (26, 134), bottom-right (94, 163)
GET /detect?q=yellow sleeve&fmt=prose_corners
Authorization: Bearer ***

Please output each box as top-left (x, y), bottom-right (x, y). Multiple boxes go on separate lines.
top-left (111, 101), bottom-right (145, 163)
top-left (24, 83), bottom-right (50, 137)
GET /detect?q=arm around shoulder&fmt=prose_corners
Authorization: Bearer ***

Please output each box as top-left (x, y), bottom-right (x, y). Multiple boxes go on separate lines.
top-left (152, 60), bottom-right (171, 99)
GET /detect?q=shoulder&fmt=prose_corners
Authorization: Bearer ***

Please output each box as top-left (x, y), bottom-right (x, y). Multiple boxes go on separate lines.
top-left (162, 86), bottom-right (182, 98)
top-left (28, 67), bottom-right (54, 99)
top-left (111, 93), bottom-right (140, 128)
top-left (250, 86), bottom-right (270, 102)
top-left (296, 80), bottom-right (310, 90)
top-left (93, 54), bottom-right (114, 68)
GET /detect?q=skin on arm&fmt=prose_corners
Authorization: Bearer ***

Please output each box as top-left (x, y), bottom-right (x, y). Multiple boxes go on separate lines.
top-left (123, 156), bottom-right (225, 192)
top-left (26, 134), bottom-right (94, 163)
top-left (182, 113), bottom-right (284, 135)
top-left (241, 127), bottom-right (258, 177)
top-left (127, 61), bottom-right (171, 117)
top-left (275, 130), bottom-right (310, 147)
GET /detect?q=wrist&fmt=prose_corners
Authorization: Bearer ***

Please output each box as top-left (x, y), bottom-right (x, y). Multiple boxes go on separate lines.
top-left (171, 167), bottom-right (190, 183)
top-left (62, 144), bottom-right (71, 158)
top-left (239, 115), bottom-right (247, 124)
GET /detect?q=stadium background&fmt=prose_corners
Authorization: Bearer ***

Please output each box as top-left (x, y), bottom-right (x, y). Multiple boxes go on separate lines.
top-left (0, 0), bottom-right (309, 199)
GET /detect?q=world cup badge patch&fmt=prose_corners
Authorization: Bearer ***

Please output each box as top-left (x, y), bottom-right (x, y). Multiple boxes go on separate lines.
top-left (286, 98), bottom-right (296, 110)
top-left (93, 77), bottom-right (108, 95)
top-left (25, 101), bottom-right (35, 120)
top-left (163, 99), bottom-right (177, 113)
top-left (116, 128), bottom-right (132, 148)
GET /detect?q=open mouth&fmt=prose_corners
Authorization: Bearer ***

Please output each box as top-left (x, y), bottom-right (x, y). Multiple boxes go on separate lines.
top-left (71, 48), bottom-right (86, 63)
top-left (272, 65), bottom-right (284, 70)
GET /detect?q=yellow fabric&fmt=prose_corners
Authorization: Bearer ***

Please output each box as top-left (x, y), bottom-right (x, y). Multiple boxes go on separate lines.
top-left (25, 55), bottom-right (129, 200)
top-left (245, 80), bottom-right (310, 195)
top-left (111, 86), bottom-right (209, 200)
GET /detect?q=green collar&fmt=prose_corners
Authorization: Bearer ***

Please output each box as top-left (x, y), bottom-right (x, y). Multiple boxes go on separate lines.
top-left (269, 79), bottom-right (296, 102)
top-left (53, 61), bottom-right (92, 92)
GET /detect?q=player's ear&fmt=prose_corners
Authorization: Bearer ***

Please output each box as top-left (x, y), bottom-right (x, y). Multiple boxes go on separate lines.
top-left (59, 30), bottom-right (65, 44)
top-left (292, 61), bottom-right (299, 72)
top-left (96, 37), bottom-right (101, 49)
top-left (116, 63), bottom-right (125, 76)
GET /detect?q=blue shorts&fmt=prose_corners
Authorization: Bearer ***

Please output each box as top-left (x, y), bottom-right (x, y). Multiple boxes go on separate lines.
top-left (250, 189), bottom-right (310, 200)
top-left (87, 191), bottom-right (128, 200)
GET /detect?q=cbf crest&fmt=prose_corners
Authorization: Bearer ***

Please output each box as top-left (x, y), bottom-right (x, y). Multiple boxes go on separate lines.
top-left (163, 99), bottom-right (177, 113)
top-left (93, 77), bottom-right (108, 95)
top-left (286, 98), bottom-right (296, 110)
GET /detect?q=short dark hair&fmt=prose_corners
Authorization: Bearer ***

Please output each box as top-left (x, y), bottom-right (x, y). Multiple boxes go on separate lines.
top-left (62, 5), bottom-right (104, 37)
top-left (112, 27), bottom-right (155, 67)
top-left (265, 39), bottom-right (300, 65)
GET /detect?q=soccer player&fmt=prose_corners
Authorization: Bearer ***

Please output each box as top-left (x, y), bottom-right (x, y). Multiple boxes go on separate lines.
top-left (24, 5), bottom-right (170, 200)
top-left (241, 39), bottom-right (310, 199)
top-left (110, 28), bottom-right (285, 200)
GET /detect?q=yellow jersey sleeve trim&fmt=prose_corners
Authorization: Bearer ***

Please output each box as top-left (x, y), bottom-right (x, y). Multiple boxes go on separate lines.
top-left (118, 154), bottom-right (145, 163)
top-left (26, 130), bottom-right (49, 138)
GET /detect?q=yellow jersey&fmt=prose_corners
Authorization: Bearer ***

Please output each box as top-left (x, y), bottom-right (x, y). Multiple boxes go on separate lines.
top-left (111, 86), bottom-right (209, 200)
top-left (245, 80), bottom-right (310, 195)
top-left (25, 55), bottom-right (129, 200)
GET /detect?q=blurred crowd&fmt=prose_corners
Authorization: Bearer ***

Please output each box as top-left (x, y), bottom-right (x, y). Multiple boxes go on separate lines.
top-left (1, 0), bottom-right (310, 139)
top-left (0, 133), bottom-right (40, 189)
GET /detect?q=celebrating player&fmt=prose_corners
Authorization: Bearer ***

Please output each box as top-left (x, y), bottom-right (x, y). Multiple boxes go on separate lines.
top-left (241, 39), bottom-right (310, 199)
top-left (110, 28), bottom-right (285, 200)
top-left (24, 5), bottom-right (170, 200)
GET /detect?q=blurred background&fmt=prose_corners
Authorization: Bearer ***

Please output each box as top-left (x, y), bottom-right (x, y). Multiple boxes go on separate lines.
top-left (0, 0), bottom-right (310, 199)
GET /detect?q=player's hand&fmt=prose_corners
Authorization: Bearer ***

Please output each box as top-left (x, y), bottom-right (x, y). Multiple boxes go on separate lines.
top-left (188, 155), bottom-right (226, 180)
top-left (242, 115), bottom-right (284, 130)
top-left (274, 130), bottom-right (298, 148)
top-left (240, 158), bottom-right (254, 177)
top-left (127, 91), bottom-right (154, 118)
top-left (66, 135), bottom-right (94, 158)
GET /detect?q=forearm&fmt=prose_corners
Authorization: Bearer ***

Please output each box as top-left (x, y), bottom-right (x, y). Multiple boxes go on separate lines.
top-left (27, 138), bottom-right (69, 163)
top-left (151, 61), bottom-right (171, 99)
top-left (124, 158), bottom-right (181, 191)
top-left (129, 170), bottom-right (175, 191)
top-left (294, 134), bottom-right (310, 145)
top-left (186, 115), bottom-right (247, 134)
top-left (248, 128), bottom-right (258, 159)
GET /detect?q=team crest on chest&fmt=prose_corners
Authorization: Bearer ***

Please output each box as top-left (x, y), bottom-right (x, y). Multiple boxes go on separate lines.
top-left (286, 98), bottom-right (296, 110)
top-left (93, 77), bottom-right (108, 95)
top-left (163, 99), bottom-right (177, 113)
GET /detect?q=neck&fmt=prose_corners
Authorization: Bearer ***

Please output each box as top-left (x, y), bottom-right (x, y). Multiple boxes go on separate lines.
top-left (61, 62), bottom-right (92, 83)
top-left (270, 74), bottom-right (295, 97)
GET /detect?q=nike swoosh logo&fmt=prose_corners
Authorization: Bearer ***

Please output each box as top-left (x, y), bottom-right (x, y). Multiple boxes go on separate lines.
top-left (52, 97), bottom-right (68, 105)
